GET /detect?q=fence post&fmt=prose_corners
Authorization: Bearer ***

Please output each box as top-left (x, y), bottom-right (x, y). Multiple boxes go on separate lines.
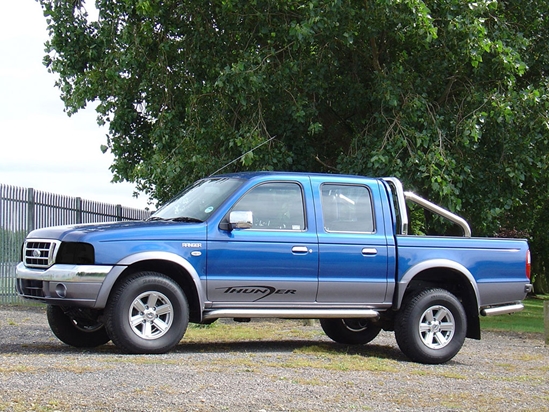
top-left (27, 188), bottom-right (35, 232)
top-left (76, 197), bottom-right (83, 224)
top-left (0, 184), bottom-right (3, 224)
top-left (545, 301), bottom-right (549, 346)
top-left (116, 204), bottom-right (123, 221)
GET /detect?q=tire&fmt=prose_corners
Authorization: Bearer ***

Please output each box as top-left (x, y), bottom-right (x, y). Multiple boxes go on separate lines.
top-left (105, 272), bottom-right (189, 354)
top-left (47, 305), bottom-right (110, 348)
top-left (320, 318), bottom-right (382, 345)
top-left (395, 288), bottom-right (467, 364)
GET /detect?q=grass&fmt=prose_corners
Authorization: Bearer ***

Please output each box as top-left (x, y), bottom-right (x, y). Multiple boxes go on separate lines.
top-left (0, 361), bottom-right (106, 375)
top-left (185, 319), bottom-right (322, 343)
top-left (182, 320), bottom-right (401, 373)
top-left (0, 399), bottom-right (69, 412)
top-left (185, 344), bottom-right (400, 373)
top-left (480, 296), bottom-right (548, 334)
top-left (291, 345), bottom-right (399, 372)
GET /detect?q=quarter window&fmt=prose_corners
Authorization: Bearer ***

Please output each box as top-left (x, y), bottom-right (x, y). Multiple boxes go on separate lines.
top-left (232, 182), bottom-right (305, 230)
top-left (321, 185), bottom-right (374, 233)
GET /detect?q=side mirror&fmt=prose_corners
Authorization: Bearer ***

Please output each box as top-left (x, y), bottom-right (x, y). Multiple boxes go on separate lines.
top-left (229, 211), bottom-right (253, 230)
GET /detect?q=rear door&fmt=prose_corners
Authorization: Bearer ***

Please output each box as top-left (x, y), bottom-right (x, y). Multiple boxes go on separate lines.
top-left (312, 177), bottom-right (390, 305)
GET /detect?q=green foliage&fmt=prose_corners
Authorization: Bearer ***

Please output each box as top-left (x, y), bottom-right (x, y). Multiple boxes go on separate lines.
top-left (39, 0), bottom-right (549, 290)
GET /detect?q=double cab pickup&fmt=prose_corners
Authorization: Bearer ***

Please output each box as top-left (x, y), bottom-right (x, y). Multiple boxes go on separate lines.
top-left (16, 172), bottom-right (532, 364)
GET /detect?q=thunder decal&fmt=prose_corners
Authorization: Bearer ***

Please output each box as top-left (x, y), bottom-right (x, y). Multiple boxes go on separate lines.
top-left (217, 285), bottom-right (297, 302)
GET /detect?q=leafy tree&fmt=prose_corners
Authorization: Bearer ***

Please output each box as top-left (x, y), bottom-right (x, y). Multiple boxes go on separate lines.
top-left (39, 0), bottom-right (549, 291)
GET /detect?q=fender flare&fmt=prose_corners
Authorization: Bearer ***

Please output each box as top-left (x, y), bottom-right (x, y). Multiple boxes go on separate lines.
top-left (395, 259), bottom-right (480, 311)
top-left (94, 251), bottom-right (206, 311)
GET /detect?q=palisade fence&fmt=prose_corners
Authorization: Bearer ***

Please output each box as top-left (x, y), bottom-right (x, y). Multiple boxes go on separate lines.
top-left (0, 183), bottom-right (152, 304)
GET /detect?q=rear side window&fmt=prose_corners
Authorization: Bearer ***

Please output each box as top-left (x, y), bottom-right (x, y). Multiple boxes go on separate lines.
top-left (321, 184), bottom-right (374, 233)
top-left (232, 182), bottom-right (305, 230)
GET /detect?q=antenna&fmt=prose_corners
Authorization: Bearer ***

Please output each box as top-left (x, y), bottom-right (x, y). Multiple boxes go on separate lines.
top-left (209, 135), bottom-right (277, 177)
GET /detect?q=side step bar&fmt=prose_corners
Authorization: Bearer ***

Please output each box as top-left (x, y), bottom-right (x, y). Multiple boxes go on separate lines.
top-left (480, 303), bottom-right (524, 316)
top-left (203, 309), bottom-right (380, 321)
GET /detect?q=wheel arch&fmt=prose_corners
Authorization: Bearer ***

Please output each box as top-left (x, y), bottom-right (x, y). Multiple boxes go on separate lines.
top-left (396, 259), bottom-right (481, 339)
top-left (95, 252), bottom-right (205, 323)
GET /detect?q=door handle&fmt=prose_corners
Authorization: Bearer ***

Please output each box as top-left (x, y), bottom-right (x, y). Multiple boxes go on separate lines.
top-left (292, 246), bottom-right (310, 254)
top-left (361, 248), bottom-right (378, 256)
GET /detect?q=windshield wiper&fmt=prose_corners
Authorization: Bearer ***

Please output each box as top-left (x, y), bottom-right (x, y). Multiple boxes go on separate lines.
top-left (146, 216), bottom-right (203, 223)
top-left (170, 216), bottom-right (203, 223)
top-left (146, 216), bottom-right (168, 222)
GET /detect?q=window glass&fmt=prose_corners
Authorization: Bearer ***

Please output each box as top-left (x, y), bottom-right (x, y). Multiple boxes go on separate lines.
top-left (232, 182), bottom-right (305, 230)
top-left (152, 177), bottom-right (243, 221)
top-left (321, 185), bottom-right (374, 233)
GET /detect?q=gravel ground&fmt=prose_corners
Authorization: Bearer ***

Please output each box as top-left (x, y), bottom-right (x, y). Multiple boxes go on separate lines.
top-left (1, 305), bottom-right (548, 412)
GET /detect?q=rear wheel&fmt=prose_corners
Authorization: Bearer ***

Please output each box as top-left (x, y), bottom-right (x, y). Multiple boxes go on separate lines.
top-left (320, 318), bottom-right (381, 344)
top-left (105, 272), bottom-right (189, 354)
top-left (395, 288), bottom-right (467, 364)
top-left (47, 305), bottom-right (110, 348)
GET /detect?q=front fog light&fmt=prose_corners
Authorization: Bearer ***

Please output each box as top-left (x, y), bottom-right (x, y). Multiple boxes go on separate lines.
top-left (55, 283), bottom-right (67, 298)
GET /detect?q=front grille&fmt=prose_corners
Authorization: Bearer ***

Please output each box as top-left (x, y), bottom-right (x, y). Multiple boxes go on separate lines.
top-left (24, 240), bottom-right (61, 268)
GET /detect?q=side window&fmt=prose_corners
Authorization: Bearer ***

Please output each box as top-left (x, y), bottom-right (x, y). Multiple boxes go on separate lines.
top-left (321, 184), bottom-right (374, 233)
top-left (232, 182), bottom-right (305, 230)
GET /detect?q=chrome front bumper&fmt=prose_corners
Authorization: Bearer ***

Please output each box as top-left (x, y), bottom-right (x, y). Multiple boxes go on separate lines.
top-left (16, 262), bottom-right (113, 307)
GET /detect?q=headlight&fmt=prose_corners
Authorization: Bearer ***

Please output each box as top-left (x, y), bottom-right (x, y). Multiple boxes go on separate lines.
top-left (56, 242), bottom-right (95, 265)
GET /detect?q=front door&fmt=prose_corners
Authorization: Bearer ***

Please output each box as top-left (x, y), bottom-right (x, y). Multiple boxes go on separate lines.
top-left (207, 179), bottom-right (318, 306)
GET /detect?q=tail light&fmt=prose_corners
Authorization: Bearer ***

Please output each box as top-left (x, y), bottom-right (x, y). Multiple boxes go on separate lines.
top-left (526, 250), bottom-right (531, 280)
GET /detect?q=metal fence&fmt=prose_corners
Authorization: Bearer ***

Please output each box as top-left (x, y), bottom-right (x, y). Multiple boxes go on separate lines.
top-left (0, 184), bottom-right (151, 304)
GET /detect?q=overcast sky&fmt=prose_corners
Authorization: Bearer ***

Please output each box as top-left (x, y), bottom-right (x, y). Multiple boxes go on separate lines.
top-left (0, 2), bottom-right (150, 210)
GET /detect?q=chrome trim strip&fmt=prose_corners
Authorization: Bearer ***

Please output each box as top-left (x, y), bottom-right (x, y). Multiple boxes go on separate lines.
top-left (403, 191), bottom-right (472, 237)
top-left (480, 303), bottom-right (524, 316)
top-left (16, 262), bottom-right (112, 282)
top-left (202, 308), bottom-right (380, 320)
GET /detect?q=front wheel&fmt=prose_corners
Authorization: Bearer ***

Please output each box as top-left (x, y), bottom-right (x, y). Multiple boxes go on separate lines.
top-left (105, 272), bottom-right (189, 354)
top-left (320, 318), bottom-right (382, 344)
top-left (395, 288), bottom-right (467, 364)
top-left (47, 305), bottom-right (110, 348)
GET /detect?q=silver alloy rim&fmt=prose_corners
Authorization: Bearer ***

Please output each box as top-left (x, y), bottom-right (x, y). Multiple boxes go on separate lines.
top-left (129, 291), bottom-right (174, 340)
top-left (418, 305), bottom-right (455, 349)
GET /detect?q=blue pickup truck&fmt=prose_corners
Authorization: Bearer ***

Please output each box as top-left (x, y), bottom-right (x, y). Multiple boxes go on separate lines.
top-left (16, 172), bottom-right (532, 364)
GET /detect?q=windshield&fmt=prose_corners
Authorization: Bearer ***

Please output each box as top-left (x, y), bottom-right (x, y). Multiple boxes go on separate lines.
top-left (151, 177), bottom-right (243, 222)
